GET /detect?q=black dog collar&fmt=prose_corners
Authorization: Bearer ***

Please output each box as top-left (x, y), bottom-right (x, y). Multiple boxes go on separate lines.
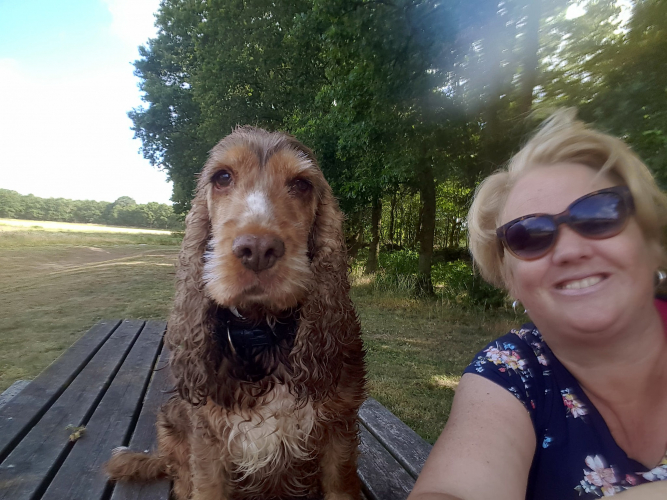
top-left (219, 308), bottom-right (299, 359)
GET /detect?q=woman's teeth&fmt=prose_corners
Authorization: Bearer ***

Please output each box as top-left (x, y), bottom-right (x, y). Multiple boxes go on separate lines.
top-left (561, 276), bottom-right (603, 290)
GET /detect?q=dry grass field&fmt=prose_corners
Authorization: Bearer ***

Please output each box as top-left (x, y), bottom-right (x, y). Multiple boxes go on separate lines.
top-left (0, 224), bottom-right (518, 442)
top-left (0, 225), bottom-right (180, 394)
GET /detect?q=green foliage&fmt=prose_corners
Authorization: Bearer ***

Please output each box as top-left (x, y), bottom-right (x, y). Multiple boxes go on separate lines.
top-left (370, 250), bottom-right (506, 308)
top-left (0, 189), bottom-right (23, 218)
top-left (589, 0), bottom-right (667, 187)
top-left (432, 261), bottom-right (507, 309)
top-left (538, 0), bottom-right (667, 185)
top-left (127, 0), bottom-right (667, 290)
top-left (379, 250), bottom-right (420, 276)
top-left (373, 250), bottom-right (420, 293)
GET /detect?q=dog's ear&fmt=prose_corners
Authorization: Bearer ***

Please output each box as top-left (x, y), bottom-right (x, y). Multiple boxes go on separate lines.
top-left (166, 193), bottom-right (217, 407)
top-left (290, 177), bottom-right (361, 402)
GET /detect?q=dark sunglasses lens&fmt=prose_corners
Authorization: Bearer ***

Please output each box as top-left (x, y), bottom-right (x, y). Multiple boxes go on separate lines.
top-left (505, 217), bottom-right (557, 258)
top-left (570, 192), bottom-right (627, 237)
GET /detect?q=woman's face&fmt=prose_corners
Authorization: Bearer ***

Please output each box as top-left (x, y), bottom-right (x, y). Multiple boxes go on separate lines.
top-left (500, 163), bottom-right (659, 337)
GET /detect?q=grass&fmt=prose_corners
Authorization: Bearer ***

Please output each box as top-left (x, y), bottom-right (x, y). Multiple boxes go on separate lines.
top-left (351, 274), bottom-right (517, 443)
top-left (0, 221), bottom-right (180, 250)
top-left (0, 226), bottom-right (520, 443)
top-left (0, 230), bottom-right (181, 249)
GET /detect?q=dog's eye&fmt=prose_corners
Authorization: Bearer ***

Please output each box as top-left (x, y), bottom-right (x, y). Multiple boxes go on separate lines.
top-left (212, 170), bottom-right (233, 189)
top-left (289, 178), bottom-right (312, 195)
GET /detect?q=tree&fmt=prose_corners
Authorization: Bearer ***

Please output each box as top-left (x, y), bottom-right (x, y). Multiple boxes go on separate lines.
top-left (72, 200), bottom-right (107, 224)
top-left (21, 195), bottom-right (46, 220)
top-left (130, 0), bottom-right (667, 296)
top-left (44, 198), bottom-right (74, 222)
top-left (0, 189), bottom-right (23, 219)
top-left (536, 0), bottom-right (667, 183)
top-left (129, 0), bottom-right (209, 214)
top-left (587, 0), bottom-right (667, 185)
top-left (537, 0), bottom-right (623, 109)
top-left (287, 0), bottom-right (473, 293)
top-left (130, 0), bottom-right (326, 213)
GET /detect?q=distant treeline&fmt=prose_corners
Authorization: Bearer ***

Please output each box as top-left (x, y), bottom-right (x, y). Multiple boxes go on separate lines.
top-left (0, 189), bottom-right (183, 230)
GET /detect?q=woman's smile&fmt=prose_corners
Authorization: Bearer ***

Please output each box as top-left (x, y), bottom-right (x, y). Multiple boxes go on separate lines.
top-left (555, 273), bottom-right (608, 291)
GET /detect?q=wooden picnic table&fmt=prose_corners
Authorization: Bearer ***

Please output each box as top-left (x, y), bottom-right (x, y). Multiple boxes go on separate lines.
top-left (0, 319), bottom-right (432, 500)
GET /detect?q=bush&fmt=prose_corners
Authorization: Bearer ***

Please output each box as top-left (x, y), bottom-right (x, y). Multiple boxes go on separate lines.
top-left (366, 249), bottom-right (507, 308)
top-left (432, 260), bottom-right (507, 309)
top-left (372, 250), bottom-right (419, 293)
top-left (378, 249), bottom-right (419, 274)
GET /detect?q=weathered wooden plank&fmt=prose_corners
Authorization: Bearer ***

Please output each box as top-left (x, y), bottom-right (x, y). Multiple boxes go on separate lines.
top-left (42, 321), bottom-right (165, 500)
top-left (359, 398), bottom-right (432, 479)
top-left (357, 426), bottom-right (415, 500)
top-left (110, 342), bottom-right (172, 500)
top-left (0, 380), bottom-right (29, 410)
top-left (0, 320), bottom-right (144, 500)
top-left (0, 319), bottom-right (121, 463)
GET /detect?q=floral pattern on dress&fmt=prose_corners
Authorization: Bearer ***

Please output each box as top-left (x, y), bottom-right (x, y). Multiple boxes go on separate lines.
top-left (575, 455), bottom-right (625, 497)
top-left (639, 454), bottom-right (667, 481)
top-left (562, 388), bottom-right (588, 419)
top-left (469, 330), bottom-right (543, 411)
top-left (514, 327), bottom-right (551, 367)
top-left (511, 327), bottom-right (536, 342)
top-left (484, 345), bottom-right (527, 371)
top-left (470, 339), bottom-right (531, 377)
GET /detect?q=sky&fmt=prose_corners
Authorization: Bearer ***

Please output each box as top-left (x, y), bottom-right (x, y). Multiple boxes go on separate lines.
top-left (0, 0), bottom-right (172, 204)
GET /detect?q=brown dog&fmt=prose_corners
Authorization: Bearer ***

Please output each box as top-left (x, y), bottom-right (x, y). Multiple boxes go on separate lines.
top-left (106, 127), bottom-right (366, 499)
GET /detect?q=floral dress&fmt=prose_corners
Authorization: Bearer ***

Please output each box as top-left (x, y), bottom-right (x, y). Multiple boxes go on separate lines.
top-left (463, 300), bottom-right (667, 499)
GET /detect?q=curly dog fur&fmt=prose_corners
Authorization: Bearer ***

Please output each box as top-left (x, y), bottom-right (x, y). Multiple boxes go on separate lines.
top-left (106, 127), bottom-right (366, 499)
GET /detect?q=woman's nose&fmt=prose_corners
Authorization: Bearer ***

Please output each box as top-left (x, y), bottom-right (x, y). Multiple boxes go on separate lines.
top-left (550, 225), bottom-right (594, 264)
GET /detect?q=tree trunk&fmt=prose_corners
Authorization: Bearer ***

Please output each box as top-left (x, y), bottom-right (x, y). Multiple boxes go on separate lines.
top-left (398, 193), bottom-right (404, 247)
top-left (346, 210), bottom-right (365, 260)
top-left (518, 0), bottom-right (542, 115)
top-left (388, 192), bottom-right (396, 245)
top-left (366, 195), bottom-right (382, 273)
top-left (415, 202), bottom-right (424, 249)
top-left (416, 164), bottom-right (436, 296)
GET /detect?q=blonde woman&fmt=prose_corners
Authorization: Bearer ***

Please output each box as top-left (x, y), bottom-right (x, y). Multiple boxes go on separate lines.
top-left (409, 111), bottom-right (667, 500)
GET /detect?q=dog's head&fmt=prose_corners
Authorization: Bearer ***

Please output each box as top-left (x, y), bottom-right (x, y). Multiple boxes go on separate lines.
top-left (167, 127), bottom-right (355, 406)
top-left (199, 127), bottom-right (330, 312)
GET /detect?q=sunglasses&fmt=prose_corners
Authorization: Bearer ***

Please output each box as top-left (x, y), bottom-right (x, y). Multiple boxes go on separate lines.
top-left (496, 186), bottom-right (635, 260)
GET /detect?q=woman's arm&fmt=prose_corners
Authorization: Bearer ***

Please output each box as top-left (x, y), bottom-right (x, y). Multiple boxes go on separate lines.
top-left (408, 373), bottom-right (536, 500)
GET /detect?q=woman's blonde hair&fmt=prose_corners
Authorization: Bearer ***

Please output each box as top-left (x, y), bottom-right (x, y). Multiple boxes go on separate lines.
top-left (468, 109), bottom-right (667, 288)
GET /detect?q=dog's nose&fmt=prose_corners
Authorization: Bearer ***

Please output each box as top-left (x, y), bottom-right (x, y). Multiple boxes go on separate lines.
top-left (232, 234), bottom-right (285, 272)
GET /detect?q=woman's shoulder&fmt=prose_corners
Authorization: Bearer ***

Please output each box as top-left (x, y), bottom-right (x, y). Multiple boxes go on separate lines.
top-left (463, 323), bottom-right (552, 422)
